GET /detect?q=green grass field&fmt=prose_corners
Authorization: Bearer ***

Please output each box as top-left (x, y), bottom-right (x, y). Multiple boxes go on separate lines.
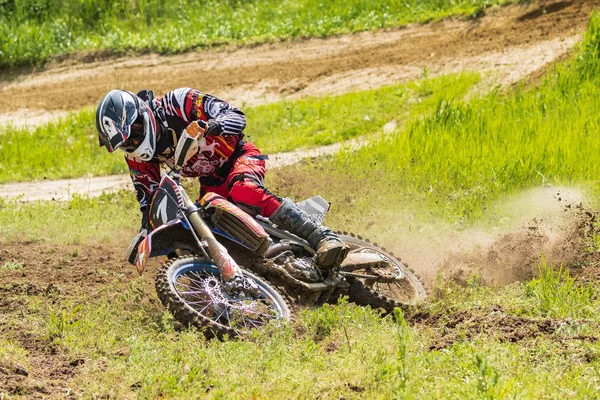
top-left (0, 0), bottom-right (516, 69)
top-left (2, 7), bottom-right (600, 400)
top-left (270, 12), bottom-right (600, 227)
top-left (0, 192), bottom-right (139, 244)
top-left (2, 255), bottom-right (599, 398)
top-left (0, 73), bottom-right (480, 183)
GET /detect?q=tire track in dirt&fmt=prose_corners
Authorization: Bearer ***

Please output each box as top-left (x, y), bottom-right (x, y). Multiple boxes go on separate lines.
top-left (0, 25), bottom-right (576, 201)
top-left (0, 0), bottom-right (594, 119)
top-left (0, 31), bottom-right (579, 200)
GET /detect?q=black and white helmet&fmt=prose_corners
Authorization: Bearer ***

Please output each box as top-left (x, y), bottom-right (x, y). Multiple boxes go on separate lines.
top-left (95, 90), bottom-right (157, 161)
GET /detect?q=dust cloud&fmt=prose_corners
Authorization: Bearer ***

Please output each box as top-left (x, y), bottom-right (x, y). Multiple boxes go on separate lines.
top-left (379, 186), bottom-right (594, 288)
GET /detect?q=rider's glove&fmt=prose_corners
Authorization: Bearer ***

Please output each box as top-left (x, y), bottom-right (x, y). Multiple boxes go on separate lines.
top-left (206, 120), bottom-right (221, 136)
top-left (184, 120), bottom-right (221, 138)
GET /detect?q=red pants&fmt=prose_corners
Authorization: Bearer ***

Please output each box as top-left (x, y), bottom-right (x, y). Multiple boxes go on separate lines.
top-left (202, 142), bottom-right (281, 217)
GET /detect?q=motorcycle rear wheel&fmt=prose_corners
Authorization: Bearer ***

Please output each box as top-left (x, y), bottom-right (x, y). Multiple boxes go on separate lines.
top-left (155, 255), bottom-right (292, 339)
top-left (338, 232), bottom-right (426, 312)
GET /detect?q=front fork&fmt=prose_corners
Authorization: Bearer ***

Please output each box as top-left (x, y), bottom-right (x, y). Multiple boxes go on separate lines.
top-left (180, 189), bottom-right (243, 282)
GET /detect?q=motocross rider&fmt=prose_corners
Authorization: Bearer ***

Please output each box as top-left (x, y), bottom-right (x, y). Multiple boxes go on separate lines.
top-left (95, 88), bottom-right (348, 269)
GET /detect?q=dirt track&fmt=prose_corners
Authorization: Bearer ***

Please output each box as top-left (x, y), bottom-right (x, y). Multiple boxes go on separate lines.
top-left (0, 0), bottom-right (595, 121)
top-left (0, 137), bottom-right (365, 201)
top-left (0, 0), bottom-right (597, 300)
top-left (0, 0), bottom-right (596, 200)
top-left (2, 3), bottom-right (600, 394)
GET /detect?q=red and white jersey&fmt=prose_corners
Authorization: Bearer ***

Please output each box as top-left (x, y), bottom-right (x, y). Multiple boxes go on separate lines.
top-left (126, 88), bottom-right (247, 208)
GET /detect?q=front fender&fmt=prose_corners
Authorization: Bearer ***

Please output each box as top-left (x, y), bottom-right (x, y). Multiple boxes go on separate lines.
top-left (134, 219), bottom-right (198, 275)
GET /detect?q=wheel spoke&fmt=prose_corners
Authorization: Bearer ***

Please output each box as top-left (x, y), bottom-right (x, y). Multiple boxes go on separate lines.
top-left (176, 290), bottom-right (211, 302)
top-left (178, 290), bottom-right (207, 295)
top-left (196, 302), bottom-right (214, 315)
top-left (217, 310), bottom-right (231, 326)
top-left (244, 316), bottom-right (263, 329)
top-left (175, 281), bottom-right (206, 292)
top-left (184, 299), bottom-right (211, 306)
top-left (251, 312), bottom-right (277, 320)
top-left (240, 313), bottom-right (249, 330)
top-left (165, 259), bottom-right (289, 337)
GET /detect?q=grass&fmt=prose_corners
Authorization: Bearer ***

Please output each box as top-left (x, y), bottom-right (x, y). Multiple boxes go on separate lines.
top-left (248, 72), bottom-right (480, 151)
top-left (44, 304), bottom-right (82, 341)
top-left (0, 109), bottom-right (128, 183)
top-left (3, 9), bottom-right (600, 400)
top-left (0, 261), bottom-right (24, 271)
top-left (0, 0), bottom-right (517, 69)
top-left (265, 11), bottom-right (600, 231)
top-left (0, 72), bottom-right (480, 183)
top-left (526, 259), bottom-right (595, 318)
top-left (1, 266), bottom-right (600, 398)
top-left (0, 191), bottom-right (138, 244)
top-left (0, 338), bottom-right (30, 379)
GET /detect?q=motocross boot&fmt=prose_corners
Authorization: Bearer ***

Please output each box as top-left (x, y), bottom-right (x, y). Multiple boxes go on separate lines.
top-left (269, 198), bottom-right (349, 269)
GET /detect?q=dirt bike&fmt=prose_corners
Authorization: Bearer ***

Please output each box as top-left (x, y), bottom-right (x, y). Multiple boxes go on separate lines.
top-left (129, 130), bottom-right (426, 338)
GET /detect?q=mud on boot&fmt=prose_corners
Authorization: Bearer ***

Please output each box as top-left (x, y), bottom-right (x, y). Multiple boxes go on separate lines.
top-left (315, 233), bottom-right (349, 269)
top-left (269, 198), bottom-right (349, 269)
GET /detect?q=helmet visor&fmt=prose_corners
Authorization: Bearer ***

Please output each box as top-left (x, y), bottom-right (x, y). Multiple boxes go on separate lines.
top-left (120, 101), bottom-right (157, 161)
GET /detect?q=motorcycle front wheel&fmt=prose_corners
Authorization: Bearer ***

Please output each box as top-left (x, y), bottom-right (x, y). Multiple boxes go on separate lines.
top-left (155, 255), bottom-right (292, 339)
